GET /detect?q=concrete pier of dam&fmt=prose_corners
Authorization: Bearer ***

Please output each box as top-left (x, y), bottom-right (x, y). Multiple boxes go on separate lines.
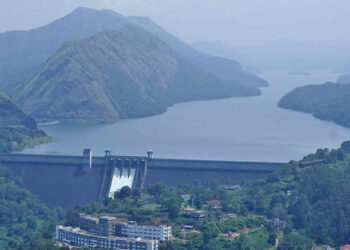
top-left (0, 152), bottom-right (286, 209)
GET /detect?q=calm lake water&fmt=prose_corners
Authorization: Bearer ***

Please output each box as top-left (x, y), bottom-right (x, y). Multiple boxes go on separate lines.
top-left (22, 71), bottom-right (350, 162)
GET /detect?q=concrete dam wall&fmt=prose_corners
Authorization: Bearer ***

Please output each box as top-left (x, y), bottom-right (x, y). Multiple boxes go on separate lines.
top-left (0, 153), bottom-right (285, 209)
top-left (146, 158), bottom-right (283, 187)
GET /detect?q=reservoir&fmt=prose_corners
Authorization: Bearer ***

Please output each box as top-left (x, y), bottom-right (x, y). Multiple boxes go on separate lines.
top-left (22, 71), bottom-right (350, 162)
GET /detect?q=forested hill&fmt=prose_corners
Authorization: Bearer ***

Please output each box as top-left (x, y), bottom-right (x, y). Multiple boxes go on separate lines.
top-left (17, 27), bottom-right (259, 124)
top-left (239, 140), bottom-right (350, 247)
top-left (0, 7), bottom-right (267, 98)
top-left (0, 91), bottom-right (51, 152)
top-left (0, 94), bottom-right (60, 248)
top-left (0, 91), bottom-right (37, 129)
top-left (0, 163), bottom-right (60, 249)
top-left (278, 82), bottom-right (350, 127)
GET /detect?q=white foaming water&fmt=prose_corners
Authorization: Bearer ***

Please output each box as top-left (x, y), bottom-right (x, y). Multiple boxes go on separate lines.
top-left (109, 168), bottom-right (136, 197)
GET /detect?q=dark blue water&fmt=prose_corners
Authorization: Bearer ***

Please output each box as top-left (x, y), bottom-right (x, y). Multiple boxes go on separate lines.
top-left (22, 71), bottom-right (350, 162)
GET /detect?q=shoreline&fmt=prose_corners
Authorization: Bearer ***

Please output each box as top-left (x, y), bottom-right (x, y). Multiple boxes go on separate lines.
top-left (38, 120), bottom-right (59, 127)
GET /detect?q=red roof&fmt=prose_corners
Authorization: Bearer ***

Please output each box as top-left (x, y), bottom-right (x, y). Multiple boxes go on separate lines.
top-left (341, 244), bottom-right (350, 250)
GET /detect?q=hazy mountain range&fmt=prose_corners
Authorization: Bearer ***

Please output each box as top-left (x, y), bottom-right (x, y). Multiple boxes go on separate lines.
top-left (0, 7), bottom-right (267, 123)
top-left (193, 40), bottom-right (350, 72)
top-left (338, 74), bottom-right (350, 84)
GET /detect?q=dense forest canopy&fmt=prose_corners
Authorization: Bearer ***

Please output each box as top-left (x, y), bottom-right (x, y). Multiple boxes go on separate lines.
top-left (278, 82), bottom-right (350, 127)
top-left (0, 164), bottom-right (62, 249)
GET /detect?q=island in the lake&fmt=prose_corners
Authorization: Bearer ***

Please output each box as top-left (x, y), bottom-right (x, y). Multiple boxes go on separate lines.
top-left (278, 82), bottom-right (350, 127)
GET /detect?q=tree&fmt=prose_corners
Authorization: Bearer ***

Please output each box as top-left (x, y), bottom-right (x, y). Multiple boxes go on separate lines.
top-left (160, 194), bottom-right (182, 219)
top-left (115, 186), bottom-right (132, 199)
top-left (132, 188), bottom-right (141, 200)
top-left (279, 232), bottom-right (313, 250)
top-left (146, 183), bottom-right (165, 196)
top-left (201, 222), bottom-right (219, 244)
top-left (291, 195), bottom-right (310, 229)
top-left (268, 232), bottom-right (276, 245)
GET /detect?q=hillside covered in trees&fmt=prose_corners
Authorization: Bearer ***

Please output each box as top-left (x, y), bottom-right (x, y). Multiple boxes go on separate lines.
top-left (18, 26), bottom-right (259, 124)
top-left (59, 140), bottom-right (350, 249)
top-left (0, 163), bottom-right (62, 249)
top-left (239, 140), bottom-right (350, 248)
top-left (278, 82), bottom-right (350, 127)
top-left (0, 91), bottom-right (51, 153)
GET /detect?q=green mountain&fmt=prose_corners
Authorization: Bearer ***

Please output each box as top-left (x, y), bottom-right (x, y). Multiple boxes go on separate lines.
top-left (0, 7), bottom-right (266, 98)
top-left (278, 82), bottom-right (350, 127)
top-left (17, 27), bottom-right (260, 123)
top-left (239, 141), bottom-right (350, 247)
top-left (0, 95), bottom-right (58, 248)
top-left (0, 92), bottom-right (51, 152)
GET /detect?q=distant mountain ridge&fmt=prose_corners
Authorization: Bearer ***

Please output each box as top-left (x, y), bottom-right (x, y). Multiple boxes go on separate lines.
top-left (17, 27), bottom-right (259, 123)
top-left (0, 7), bottom-right (267, 98)
top-left (128, 16), bottom-right (268, 87)
top-left (192, 39), bottom-right (350, 71)
top-left (338, 73), bottom-right (350, 84)
top-left (278, 82), bottom-right (350, 127)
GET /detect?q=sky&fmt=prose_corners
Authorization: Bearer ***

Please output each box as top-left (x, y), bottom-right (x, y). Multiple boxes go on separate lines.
top-left (0, 0), bottom-right (349, 45)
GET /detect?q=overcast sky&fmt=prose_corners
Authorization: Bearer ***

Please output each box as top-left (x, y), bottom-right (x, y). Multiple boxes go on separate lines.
top-left (0, 0), bottom-right (349, 45)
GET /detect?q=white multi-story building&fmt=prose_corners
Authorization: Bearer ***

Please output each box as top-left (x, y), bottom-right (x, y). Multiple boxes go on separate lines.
top-left (56, 225), bottom-right (158, 250)
top-left (78, 214), bottom-right (172, 242)
top-left (117, 222), bottom-right (172, 241)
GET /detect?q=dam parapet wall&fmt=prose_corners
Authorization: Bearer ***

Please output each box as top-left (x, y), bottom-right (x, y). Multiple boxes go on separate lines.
top-left (0, 154), bottom-right (285, 172)
top-left (148, 158), bottom-right (284, 172)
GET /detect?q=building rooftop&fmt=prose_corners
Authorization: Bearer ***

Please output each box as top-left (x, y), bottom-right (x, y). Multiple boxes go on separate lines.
top-left (57, 225), bottom-right (157, 243)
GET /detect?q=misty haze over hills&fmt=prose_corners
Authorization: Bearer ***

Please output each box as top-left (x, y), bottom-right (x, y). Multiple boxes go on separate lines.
top-left (193, 39), bottom-right (350, 73)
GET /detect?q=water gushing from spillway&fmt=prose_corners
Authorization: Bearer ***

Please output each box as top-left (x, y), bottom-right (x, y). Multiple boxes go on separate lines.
top-left (109, 168), bottom-right (136, 197)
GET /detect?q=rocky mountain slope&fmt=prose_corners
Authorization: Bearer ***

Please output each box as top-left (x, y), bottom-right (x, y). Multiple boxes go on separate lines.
top-left (17, 27), bottom-right (260, 123)
top-left (278, 82), bottom-right (350, 127)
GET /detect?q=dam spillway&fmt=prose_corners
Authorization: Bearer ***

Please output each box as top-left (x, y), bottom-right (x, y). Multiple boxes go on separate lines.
top-left (0, 152), bottom-right (286, 209)
top-left (109, 167), bottom-right (136, 197)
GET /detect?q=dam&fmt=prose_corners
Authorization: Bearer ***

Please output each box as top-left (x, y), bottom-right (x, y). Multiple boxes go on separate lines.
top-left (0, 151), bottom-right (285, 209)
